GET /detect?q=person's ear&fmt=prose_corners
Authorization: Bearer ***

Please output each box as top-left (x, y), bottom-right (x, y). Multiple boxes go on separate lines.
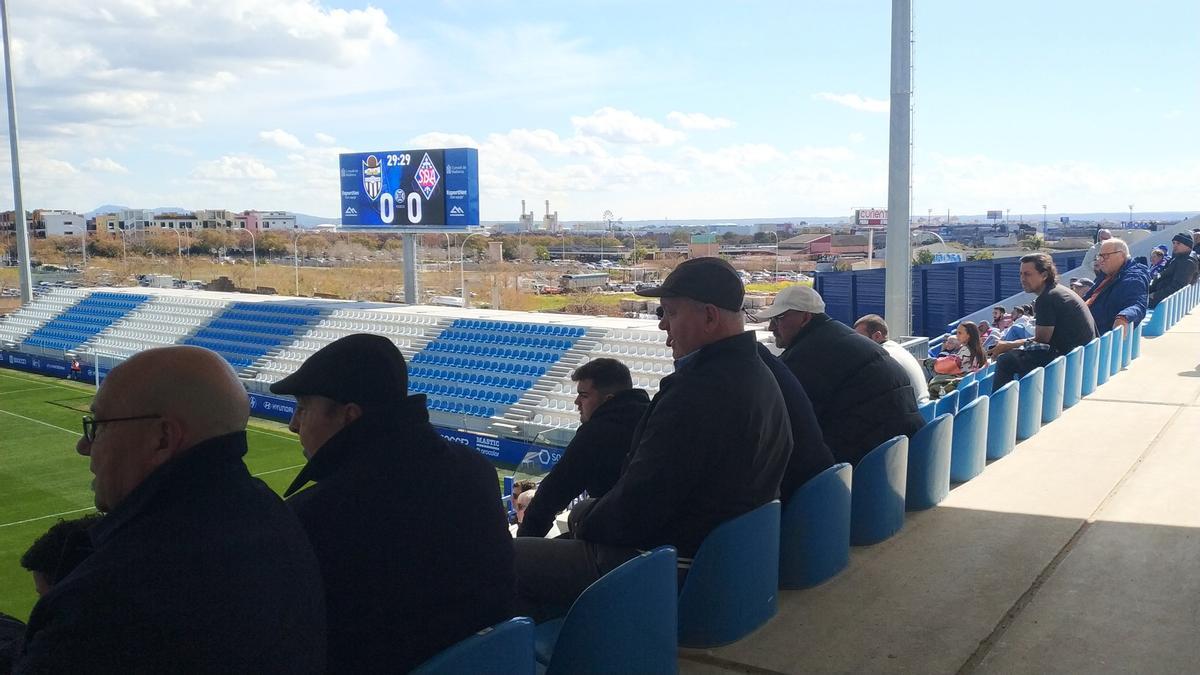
top-left (342, 402), bottom-right (364, 426)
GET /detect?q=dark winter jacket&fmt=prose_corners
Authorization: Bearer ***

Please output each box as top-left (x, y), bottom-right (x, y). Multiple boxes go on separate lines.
top-left (1084, 259), bottom-right (1149, 331)
top-left (284, 395), bottom-right (514, 674)
top-left (780, 314), bottom-right (926, 466)
top-left (756, 343), bottom-right (835, 502)
top-left (575, 331), bottom-right (792, 559)
top-left (16, 432), bottom-right (327, 674)
top-left (517, 388), bottom-right (650, 538)
top-left (1149, 253), bottom-right (1198, 308)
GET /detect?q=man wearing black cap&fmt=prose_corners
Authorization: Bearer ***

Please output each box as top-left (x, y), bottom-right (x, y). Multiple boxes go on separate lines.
top-left (271, 333), bottom-right (514, 673)
top-left (512, 257), bottom-right (793, 621)
top-left (1149, 233), bottom-right (1198, 308)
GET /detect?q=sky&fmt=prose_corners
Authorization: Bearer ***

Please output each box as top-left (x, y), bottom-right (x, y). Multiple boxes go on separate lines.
top-left (0, 0), bottom-right (1195, 222)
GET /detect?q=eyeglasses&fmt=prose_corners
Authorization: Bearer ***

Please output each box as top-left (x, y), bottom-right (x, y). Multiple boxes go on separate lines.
top-left (1096, 251), bottom-right (1123, 260)
top-left (81, 414), bottom-right (161, 442)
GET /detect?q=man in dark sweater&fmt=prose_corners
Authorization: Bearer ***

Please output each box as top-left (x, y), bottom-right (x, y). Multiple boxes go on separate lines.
top-left (1149, 233), bottom-right (1198, 308)
top-left (756, 285), bottom-right (925, 466)
top-left (272, 334), bottom-right (514, 673)
top-left (513, 257), bottom-right (792, 621)
top-left (517, 358), bottom-right (650, 538)
top-left (992, 253), bottom-right (1097, 387)
top-left (15, 347), bottom-right (326, 673)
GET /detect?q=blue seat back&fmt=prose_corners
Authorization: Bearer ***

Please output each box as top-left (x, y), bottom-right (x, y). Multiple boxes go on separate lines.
top-left (1016, 367), bottom-right (1045, 441)
top-left (918, 399), bottom-right (936, 423)
top-left (1121, 322), bottom-right (1134, 369)
top-left (781, 463), bottom-right (852, 589)
top-left (1096, 331), bottom-right (1113, 386)
top-left (1109, 325), bottom-right (1124, 376)
top-left (1062, 346), bottom-right (1084, 409)
top-left (850, 436), bottom-right (908, 546)
top-left (412, 617), bottom-right (535, 675)
top-left (905, 414), bottom-right (953, 511)
top-left (1131, 318), bottom-right (1143, 359)
top-left (958, 381), bottom-right (980, 408)
top-left (678, 501), bottom-right (780, 648)
top-left (934, 389), bottom-right (960, 417)
top-left (1081, 337), bottom-right (1100, 396)
top-left (1041, 356), bottom-right (1066, 424)
top-left (986, 381), bottom-right (1020, 460)
top-left (546, 547), bottom-right (678, 675)
top-left (976, 372), bottom-right (995, 398)
top-left (951, 395), bottom-right (989, 483)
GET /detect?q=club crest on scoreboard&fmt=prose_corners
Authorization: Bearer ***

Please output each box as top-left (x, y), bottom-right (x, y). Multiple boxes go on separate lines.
top-left (362, 155), bottom-right (383, 201)
top-left (414, 152), bottom-right (440, 200)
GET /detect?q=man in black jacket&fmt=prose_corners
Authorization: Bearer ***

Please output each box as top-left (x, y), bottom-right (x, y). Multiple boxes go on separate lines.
top-left (15, 346), bottom-right (326, 673)
top-left (513, 257), bottom-right (792, 621)
top-left (1149, 233), bottom-right (1198, 308)
top-left (757, 285), bottom-right (925, 466)
top-left (272, 334), bottom-right (514, 673)
top-left (756, 342), bottom-right (835, 502)
top-left (517, 358), bottom-right (650, 538)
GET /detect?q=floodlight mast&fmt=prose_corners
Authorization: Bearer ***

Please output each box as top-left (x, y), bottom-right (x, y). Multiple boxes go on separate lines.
top-left (1, 0), bottom-right (32, 303)
top-left (884, 0), bottom-right (913, 336)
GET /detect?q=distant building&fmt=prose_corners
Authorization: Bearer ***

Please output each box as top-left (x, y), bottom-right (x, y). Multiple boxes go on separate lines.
top-left (239, 210), bottom-right (297, 232)
top-left (779, 233), bottom-right (831, 254)
top-left (689, 233), bottom-right (720, 258)
top-left (35, 210), bottom-right (85, 237)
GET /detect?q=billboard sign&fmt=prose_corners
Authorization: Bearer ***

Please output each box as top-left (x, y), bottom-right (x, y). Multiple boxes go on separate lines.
top-left (854, 208), bottom-right (887, 226)
top-left (987, 210), bottom-right (1003, 220)
top-left (339, 147), bottom-right (479, 231)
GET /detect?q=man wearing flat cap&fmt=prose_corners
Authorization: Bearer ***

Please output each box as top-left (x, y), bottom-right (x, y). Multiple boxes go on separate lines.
top-left (272, 333), bottom-right (514, 673)
top-left (1148, 233), bottom-right (1198, 308)
top-left (756, 285), bottom-right (925, 467)
top-left (513, 257), bottom-right (793, 621)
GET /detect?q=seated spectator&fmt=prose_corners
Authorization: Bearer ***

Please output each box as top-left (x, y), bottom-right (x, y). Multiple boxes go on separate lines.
top-left (754, 341), bottom-right (835, 503)
top-left (517, 358), bottom-right (650, 538)
top-left (992, 254), bottom-right (1097, 387)
top-left (513, 257), bottom-right (792, 621)
top-left (1149, 233), bottom-right (1198, 308)
top-left (510, 479), bottom-right (538, 524)
top-left (977, 320), bottom-right (997, 349)
top-left (1082, 238), bottom-right (1149, 333)
top-left (756, 285), bottom-right (925, 466)
top-left (1148, 245), bottom-right (1169, 282)
top-left (991, 306), bottom-right (1012, 330)
top-left (1096, 228), bottom-right (1113, 243)
top-left (927, 321), bottom-right (987, 398)
top-left (854, 314), bottom-right (931, 407)
top-left (1001, 306), bottom-right (1033, 341)
top-left (515, 489), bottom-right (537, 525)
top-left (1194, 228), bottom-right (1200, 256)
top-left (272, 334), bottom-right (514, 672)
top-left (15, 346), bottom-right (327, 672)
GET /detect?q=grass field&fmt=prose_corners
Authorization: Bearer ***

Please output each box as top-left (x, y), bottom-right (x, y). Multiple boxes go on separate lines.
top-left (0, 369), bottom-right (308, 619)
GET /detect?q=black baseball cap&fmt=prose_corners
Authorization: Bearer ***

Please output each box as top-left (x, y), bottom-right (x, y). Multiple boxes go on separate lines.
top-left (635, 257), bottom-right (744, 311)
top-left (270, 333), bottom-right (408, 408)
top-left (1172, 232), bottom-right (1194, 249)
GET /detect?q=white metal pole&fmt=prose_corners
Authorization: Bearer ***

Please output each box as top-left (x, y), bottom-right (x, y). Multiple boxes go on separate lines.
top-left (884, 0), bottom-right (914, 335)
top-left (1, 0), bottom-right (31, 303)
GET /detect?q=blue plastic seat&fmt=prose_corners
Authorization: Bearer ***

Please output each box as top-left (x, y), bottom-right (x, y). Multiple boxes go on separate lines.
top-left (976, 371), bottom-right (995, 398)
top-left (1109, 326), bottom-right (1125, 376)
top-left (958, 381), bottom-right (980, 408)
top-left (850, 436), bottom-right (908, 546)
top-left (678, 501), bottom-right (780, 648)
top-left (780, 463), bottom-right (852, 588)
top-left (1081, 337), bottom-right (1100, 396)
top-left (934, 389), bottom-right (960, 417)
top-left (986, 380), bottom-right (1020, 461)
top-left (1041, 356), bottom-right (1066, 423)
top-left (534, 547), bottom-right (677, 674)
top-left (951, 395), bottom-right (989, 483)
top-left (412, 617), bottom-right (534, 675)
top-left (1096, 331), bottom-right (1113, 386)
top-left (1016, 367), bottom-right (1045, 441)
top-left (905, 414), bottom-right (953, 511)
top-left (1062, 346), bottom-right (1084, 409)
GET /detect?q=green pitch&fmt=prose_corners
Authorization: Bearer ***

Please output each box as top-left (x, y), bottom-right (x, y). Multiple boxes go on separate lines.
top-left (0, 369), bottom-right (307, 621)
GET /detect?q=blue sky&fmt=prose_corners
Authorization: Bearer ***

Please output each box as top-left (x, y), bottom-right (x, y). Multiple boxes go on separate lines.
top-left (0, 0), bottom-right (1195, 221)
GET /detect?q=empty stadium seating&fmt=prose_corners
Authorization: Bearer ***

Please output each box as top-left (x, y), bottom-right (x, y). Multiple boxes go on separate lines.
top-left (23, 292), bottom-right (150, 352)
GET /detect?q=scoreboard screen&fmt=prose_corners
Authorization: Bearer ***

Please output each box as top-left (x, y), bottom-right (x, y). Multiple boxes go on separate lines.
top-left (339, 147), bottom-right (479, 230)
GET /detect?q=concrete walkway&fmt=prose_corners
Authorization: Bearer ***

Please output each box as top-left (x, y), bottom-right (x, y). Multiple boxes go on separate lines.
top-left (683, 307), bottom-right (1200, 675)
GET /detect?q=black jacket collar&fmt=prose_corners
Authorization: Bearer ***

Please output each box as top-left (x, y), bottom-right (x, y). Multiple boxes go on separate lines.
top-left (91, 431), bottom-right (248, 546)
top-left (782, 312), bottom-right (832, 356)
top-left (590, 388), bottom-right (650, 420)
top-left (283, 394), bottom-right (432, 498)
top-left (666, 330), bottom-right (758, 384)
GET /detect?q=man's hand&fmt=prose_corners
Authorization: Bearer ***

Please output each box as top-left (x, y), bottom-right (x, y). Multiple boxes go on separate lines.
top-left (1113, 316), bottom-right (1129, 331)
top-left (990, 340), bottom-right (1019, 356)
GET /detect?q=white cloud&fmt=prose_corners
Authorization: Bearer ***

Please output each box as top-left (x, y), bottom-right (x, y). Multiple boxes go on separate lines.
top-left (815, 92), bottom-right (889, 113)
top-left (259, 129), bottom-right (304, 150)
top-left (314, 132), bottom-right (336, 145)
top-left (792, 146), bottom-right (856, 162)
top-left (191, 155), bottom-right (277, 181)
top-left (571, 108), bottom-right (685, 146)
top-left (667, 111), bottom-right (735, 131)
top-left (82, 158), bottom-right (130, 174)
top-left (849, 132), bottom-right (866, 144)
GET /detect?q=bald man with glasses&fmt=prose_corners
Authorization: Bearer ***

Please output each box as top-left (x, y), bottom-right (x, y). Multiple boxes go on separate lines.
top-left (15, 346), bottom-right (326, 673)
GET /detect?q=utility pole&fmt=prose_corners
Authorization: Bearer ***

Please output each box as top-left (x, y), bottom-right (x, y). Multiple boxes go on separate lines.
top-left (2, 0), bottom-right (31, 302)
top-left (884, 0), bottom-right (913, 336)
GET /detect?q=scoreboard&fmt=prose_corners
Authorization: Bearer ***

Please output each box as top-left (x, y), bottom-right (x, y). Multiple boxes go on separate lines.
top-left (339, 147), bottom-right (479, 230)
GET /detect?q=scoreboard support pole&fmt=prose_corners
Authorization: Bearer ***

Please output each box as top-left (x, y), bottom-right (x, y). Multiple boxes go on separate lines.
top-left (402, 233), bottom-right (418, 304)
